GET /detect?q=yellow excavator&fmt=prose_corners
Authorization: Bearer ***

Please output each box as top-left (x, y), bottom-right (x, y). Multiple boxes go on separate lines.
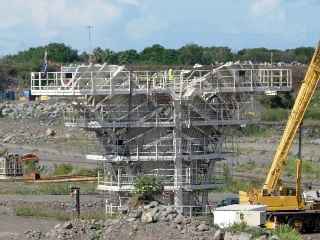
top-left (240, 42), bottom-right (320, 232)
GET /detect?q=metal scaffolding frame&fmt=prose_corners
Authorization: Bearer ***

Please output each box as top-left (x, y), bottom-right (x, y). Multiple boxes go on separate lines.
top-left (31, 63), bottom-right (292, 214)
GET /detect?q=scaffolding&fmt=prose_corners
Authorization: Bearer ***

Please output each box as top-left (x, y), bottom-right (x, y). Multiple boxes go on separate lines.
top-left (0, 153), bottom-right (23, 179)
top-left (31, 63), bottom-right (292, 214)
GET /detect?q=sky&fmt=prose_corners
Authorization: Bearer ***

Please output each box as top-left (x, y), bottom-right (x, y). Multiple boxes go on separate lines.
top-left (0, 0), bottom-right (319, 55)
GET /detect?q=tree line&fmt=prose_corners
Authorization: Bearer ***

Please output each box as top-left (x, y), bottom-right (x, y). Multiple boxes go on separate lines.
top-left (0, 42), bottom-right (313, 88)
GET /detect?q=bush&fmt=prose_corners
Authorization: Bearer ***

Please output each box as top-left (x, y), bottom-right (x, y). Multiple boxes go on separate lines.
top-left (273, 225), bottom-right (302, 240)
top-left (133, 176), bottom-right (163, 201)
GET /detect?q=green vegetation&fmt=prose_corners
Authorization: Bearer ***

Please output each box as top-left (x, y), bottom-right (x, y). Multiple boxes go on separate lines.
top-left (15, 205), bottom-right (116, 221)
top-left (259, 86), bottom-right (320, 122)
top-left (73, 167), bottom-right (98, 177)
top-left (285, 157), bottom-right (320, 180)
top-left (217, 163), bottom-right (262, 193)
top-left (273, 225), bottom-right (302, 240)
top-left (226, 222), bottom-right (267, 239)
top-left (236, 160), bottom-right (257, 172)
top-left (240, 125), bottom-right (271, 137)
top-left (133, 176), bottom-right (163, 201)
top-left (2, 43), bottom-right (314, 68)
top-left (305, 91), bottom-right (320, 120)
top-left (259, 93), bottom-right (294, 109)
top-left (23, 160), bottom-right (48, 175)
top-left (53, 163), bottom-right (74, 176)
top-left (15, 206), bottom-right (70, 221)
top-left (226, 223), bottom-right (302, 240)
top-left (261, 108), bottom-right (289, 122)
top-left (0, 182), bottom-right (97, 195)
top-left (52, 163), bottom-right (98, 177)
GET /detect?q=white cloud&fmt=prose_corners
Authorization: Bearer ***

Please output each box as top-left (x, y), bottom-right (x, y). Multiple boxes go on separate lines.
top-left (0, 0), bottom-right (121, 35)
top-left (117, 0), bottom-right (142, 6)
top-left (251, 0), bottom-right (281, 16)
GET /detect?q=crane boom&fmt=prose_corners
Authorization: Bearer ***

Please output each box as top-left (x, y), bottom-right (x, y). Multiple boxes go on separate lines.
top-left (264, 43), bottom-right (320, 192)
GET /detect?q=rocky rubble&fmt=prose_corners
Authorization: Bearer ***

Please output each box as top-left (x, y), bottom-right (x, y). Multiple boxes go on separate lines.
top-left (22, 201), bottom-right (281, 240)
top-left (0, 101), bottom-right (69, 123)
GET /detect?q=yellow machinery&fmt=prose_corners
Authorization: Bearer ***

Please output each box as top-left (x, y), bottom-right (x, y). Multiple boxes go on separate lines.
top-left (239, 42), bottom-right (320, 229)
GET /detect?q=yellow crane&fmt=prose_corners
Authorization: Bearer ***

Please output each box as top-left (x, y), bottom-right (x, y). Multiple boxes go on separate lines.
top-left (240, 42), bottom-right (320, 231)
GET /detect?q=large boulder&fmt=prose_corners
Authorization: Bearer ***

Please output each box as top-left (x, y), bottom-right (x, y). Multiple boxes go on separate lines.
top-left (173, 214), bottom-right (185, 224)
top-left (197, 223), bottom-right (209, 232)
top-left (141, 207), bottom-right (160, 223)
top-left (213, 229), bottom-right (224, 240)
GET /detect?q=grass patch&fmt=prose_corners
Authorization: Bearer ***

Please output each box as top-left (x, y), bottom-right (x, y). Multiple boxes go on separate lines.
top-left (235, 160), bottom-right (257, 172)
top-left (261, 108), bottom-right (289, 122)
top-left (72, 167), bottom-right (98, 177)
top-left (213, 163), bottom-right (262, 193)
top-left (285, 156), bottom-right (320, 180)
top-left (15, 206), bottom-right (118, 221)
top-left (0, 182), bottom-right (97, 195)
top-left (53, 163), bottom-right (73, 176)
top-left (305, 91), bottom-right (320, 120)
top-left (240, 125), bottom-right (270, 137)
top-left (15, 206), bottom-right (70, 221)
top-left (216, 179), bottom-right (261, 193)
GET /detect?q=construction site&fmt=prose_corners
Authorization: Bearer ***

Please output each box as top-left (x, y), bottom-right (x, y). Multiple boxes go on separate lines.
top-left (2, 1), bottom-right (320, 239)
top-left (29, 63), bottom-right (292, 214)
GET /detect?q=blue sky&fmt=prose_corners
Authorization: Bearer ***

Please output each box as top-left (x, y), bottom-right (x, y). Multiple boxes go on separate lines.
top-left (0, 0), bottom-right (319, 55)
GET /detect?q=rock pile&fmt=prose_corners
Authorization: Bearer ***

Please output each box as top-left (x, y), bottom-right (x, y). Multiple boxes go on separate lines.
top-left (0, 101), bottom-right (67, 123)
top-left (41, 220), bottom-right (104, 240)
top-left (22, 201), bottom-right (282, 240)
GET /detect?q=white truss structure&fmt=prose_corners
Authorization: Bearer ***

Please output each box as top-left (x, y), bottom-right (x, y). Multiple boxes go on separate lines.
top-left (31, 63), bottom-right (292, 214)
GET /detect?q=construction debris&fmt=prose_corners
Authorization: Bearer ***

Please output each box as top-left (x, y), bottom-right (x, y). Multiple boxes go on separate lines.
top-left (20, 201), bottom-right (282, 240)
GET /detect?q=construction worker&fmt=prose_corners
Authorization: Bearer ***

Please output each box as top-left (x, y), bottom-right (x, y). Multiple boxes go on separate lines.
top-left (168, 68), bottom-right (174, 81)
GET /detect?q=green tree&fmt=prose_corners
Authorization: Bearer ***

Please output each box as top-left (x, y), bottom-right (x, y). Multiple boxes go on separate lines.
top-left (93, 47), bottom-right (105, 63)
top-left (117, 49), bottom-right (139, 64)
top-left (140, 44), bottom-right (166, 64)
top-left (201, 47), bottom-right (233, 64)
top-left (236, 48), bottom-right (270, 62)
top-left (178, 43), bottom-right (203, 65)
top-left (293, 47), bottom-right (314, 63)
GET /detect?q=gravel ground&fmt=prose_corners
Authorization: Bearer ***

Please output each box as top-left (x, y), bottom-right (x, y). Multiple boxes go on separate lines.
top-left (0, 215), bottom-right (61, 240)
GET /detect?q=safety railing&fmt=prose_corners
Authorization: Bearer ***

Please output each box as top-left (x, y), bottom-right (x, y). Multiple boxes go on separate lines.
top-left (0, 156), bottom-right (23, 176)
top-left (98, 167), bottom-right (225, 189)
top-left (31, 66), bottom-right (292, 97)
top-left (90, 135), bottom-right (236, 158)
